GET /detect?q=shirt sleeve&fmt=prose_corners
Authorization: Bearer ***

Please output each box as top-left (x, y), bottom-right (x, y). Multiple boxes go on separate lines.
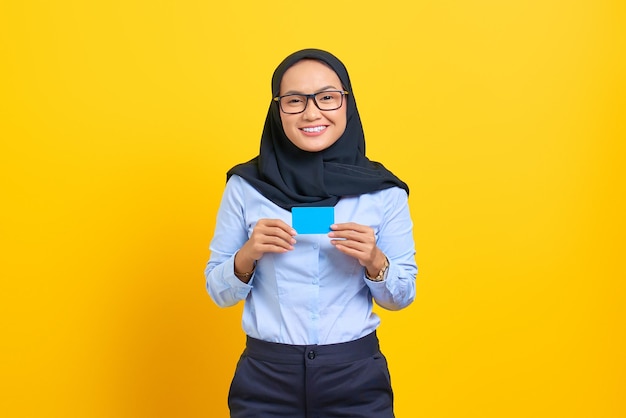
top-left (364, 187), bottom-right (417, 310)
top-left (205, 176), bottom-right (254, 307)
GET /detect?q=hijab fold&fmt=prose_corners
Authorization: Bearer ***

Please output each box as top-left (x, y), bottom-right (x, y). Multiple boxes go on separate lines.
top-left (228, 49), bottom-right (409, 211)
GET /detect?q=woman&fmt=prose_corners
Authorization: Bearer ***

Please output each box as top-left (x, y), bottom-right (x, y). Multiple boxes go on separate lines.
top-left (205, 48), bottom-right (417, 418)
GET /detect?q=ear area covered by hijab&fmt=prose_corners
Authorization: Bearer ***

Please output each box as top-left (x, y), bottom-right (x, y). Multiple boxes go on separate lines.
top-left (227, 48), bottom-right (409, 211)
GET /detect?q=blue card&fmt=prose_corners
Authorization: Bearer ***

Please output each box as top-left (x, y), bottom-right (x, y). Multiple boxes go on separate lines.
top-left (292, 207), bottom-right (334, 234)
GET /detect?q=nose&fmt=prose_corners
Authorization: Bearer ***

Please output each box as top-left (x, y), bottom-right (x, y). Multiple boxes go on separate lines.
top-left (302, 97), bottom-right (321, 120)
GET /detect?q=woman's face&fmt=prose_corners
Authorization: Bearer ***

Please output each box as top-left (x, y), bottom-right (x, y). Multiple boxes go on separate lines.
top-left (278, 60), bottom-right (347, 153)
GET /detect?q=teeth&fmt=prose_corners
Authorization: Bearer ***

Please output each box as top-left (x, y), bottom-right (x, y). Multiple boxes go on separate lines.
top-left (302, 126), bottom-right (326, 133)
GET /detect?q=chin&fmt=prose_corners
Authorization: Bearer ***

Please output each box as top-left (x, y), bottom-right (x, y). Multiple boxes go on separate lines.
top-left (291, 135), bottom-right (339, 153)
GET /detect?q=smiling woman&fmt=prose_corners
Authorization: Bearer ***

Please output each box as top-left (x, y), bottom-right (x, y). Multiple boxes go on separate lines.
top-left (275, 60), bottom-right (348, 152)
top-left (204, 49), bottom-right (417, 417)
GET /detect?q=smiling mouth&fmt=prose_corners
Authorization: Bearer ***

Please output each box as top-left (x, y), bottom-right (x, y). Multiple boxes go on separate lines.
top-left (301, 126), bottom-right (327, 133)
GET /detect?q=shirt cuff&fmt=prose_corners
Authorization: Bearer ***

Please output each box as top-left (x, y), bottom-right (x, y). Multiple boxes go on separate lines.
top-left (225, 253), bottom-right (254, 298)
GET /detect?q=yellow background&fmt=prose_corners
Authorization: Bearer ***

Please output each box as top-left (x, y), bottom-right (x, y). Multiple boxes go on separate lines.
top-left (1, 0), bottom-right (624, 417)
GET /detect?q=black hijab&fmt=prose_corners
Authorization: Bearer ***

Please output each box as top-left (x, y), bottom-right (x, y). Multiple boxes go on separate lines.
top-left (227, 48), bottom-right (409, 211)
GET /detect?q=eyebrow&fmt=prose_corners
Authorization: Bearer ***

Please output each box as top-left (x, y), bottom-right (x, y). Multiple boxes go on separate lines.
top-left (282, 85), bottom-right (340, 95)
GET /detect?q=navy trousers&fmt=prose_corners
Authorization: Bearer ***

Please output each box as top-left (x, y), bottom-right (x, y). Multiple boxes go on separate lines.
top-left (228, 332), bottom-right (394, 418)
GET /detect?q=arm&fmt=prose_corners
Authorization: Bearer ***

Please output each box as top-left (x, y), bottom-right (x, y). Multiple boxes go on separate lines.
top-left (330, 187), bottom-right (417, 310)
top-left (205, 177), bottom-right (253, 307)
top-left (205, 176), bottom-right (296, 307)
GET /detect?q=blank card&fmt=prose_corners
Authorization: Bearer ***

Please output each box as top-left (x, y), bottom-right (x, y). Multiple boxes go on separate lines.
top-left (291, 207), bottom-right (334, 234)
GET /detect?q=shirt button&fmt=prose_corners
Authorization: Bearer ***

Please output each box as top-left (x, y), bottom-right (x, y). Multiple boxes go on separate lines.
top-left (307, 350), bottom-right (316, 360)
top-left (313, 243), bottom-right (319, 249)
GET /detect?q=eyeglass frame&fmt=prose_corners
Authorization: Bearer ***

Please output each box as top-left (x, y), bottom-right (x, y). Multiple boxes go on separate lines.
top-left (273, 90), bottom-right (350, 114)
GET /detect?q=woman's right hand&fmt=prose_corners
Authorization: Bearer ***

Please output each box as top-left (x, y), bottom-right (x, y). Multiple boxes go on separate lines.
top-left (234, 219), bottom-right (296, 277)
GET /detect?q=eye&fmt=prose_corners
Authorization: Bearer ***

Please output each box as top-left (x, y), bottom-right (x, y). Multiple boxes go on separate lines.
top-left (284, 95), bottom-right (305, 106)
top-left (317, 91), bottom-right (340, 103)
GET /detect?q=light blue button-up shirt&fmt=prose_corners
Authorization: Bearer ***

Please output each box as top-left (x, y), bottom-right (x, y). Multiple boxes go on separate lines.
top-left (205, 175), bottom-right (417, 345)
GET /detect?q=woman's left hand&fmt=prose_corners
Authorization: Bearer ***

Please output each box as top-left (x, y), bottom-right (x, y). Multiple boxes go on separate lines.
top-left (329, 222), bottom-right (387, 277)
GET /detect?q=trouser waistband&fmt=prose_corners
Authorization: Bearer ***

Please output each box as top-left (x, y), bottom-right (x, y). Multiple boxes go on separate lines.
top-left (244, 332), bottom-right (380, 365)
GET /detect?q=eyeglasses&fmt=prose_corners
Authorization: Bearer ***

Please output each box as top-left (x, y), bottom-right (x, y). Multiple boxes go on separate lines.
top-left (273, 90), bottom-right (349, 114)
